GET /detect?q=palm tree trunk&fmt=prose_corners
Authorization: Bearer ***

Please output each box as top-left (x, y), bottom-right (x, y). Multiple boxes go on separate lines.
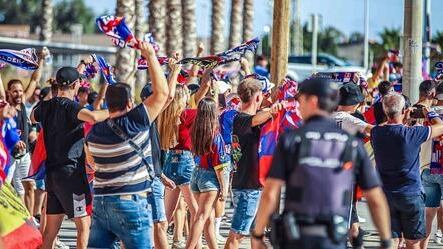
top-left (229, 0), bottom-right (243, 48)
top-left (40, 0), bottom-right (53, 42)
top-left (115, 0), bottom-right (136, 88)
top-left (148, 0), bottom-right (166, 55)
top-left (211, 0), bottom-right (225, 54)
top-left (242, 0), bottom-right (254, 42)
top-left (135, 0), bottom-right (147, 96)
top-left (181, 0), bottom-right (197, 57)
top-left (166, 0), bottom-right (183, 56)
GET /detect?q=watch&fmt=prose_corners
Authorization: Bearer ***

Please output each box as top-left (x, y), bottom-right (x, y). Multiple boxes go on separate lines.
top-left (251, 230), bottom-right (265, 240)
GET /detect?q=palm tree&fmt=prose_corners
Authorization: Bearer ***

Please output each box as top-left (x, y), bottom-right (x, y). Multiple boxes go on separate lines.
top-left (379, 27), bottom-right (401, 50)
top-left (40, 0), bottom-right (53, 42)
top-left (115, 0), bottom-right (136, 87)
top-left (181, 0), bottom-right (197, 57)
top-left (242, 0), bottom-right (253, 42)
top-left (211, 0), bottom-right (225, 54)
top-left (166, 0), bottom-right (183, 56)
top-left (229, 0), bottom-right (242, 48)
top-left (135, 0), bottom-right (146, 95)
top-left (148, 0), bottom-right (166, 55)
top-left (432, 31), bottom-right (443, 53)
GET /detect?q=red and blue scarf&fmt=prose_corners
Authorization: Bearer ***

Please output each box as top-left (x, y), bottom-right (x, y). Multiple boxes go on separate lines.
top-left (0, 48), bottom-right (39, 70)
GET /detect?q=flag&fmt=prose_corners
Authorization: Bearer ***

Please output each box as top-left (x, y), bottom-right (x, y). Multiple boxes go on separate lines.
top-left (96, 15), bottom-right (139, 49)
top-left (26, 131), bottom-right (46, 181)
top-left (217, 37), bottom-right (260, 60)
top-left (0, 183), bottom-right (42, 248)
top-left (137, 56), bottom-right (169, 70)
top-left (1, 118), bottom-right (20, 177)
top-left (92, 54), bottom-right (116, 85)
top-left (0, 48), bottom-right (39, 70)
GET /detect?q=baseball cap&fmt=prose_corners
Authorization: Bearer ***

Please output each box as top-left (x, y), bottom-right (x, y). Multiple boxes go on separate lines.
top-left (338, 83), bottom-right (364, 106)
top-left (55, 67), bottom-right (80, 86)
top-left (298, 77), bottom-right (340, 99)
top-left (39, 87), bottom-right (51, 101)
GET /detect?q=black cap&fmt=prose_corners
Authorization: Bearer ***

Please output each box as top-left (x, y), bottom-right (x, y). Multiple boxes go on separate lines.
top-left (56, 67), bottom-right (80, 86)
top-left (338, 83), bottom-right (364, 106)
top-left (39, 87), bottom-right (51, 101)
top-left (187, 83), bottom-right (200, 95)
top-left (140, 83), bottom-right (153, 100)
top-left (298, 77), bottom-right (340, 99)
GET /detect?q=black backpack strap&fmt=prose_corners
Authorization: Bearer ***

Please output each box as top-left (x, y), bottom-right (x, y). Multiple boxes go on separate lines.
top-left (106, 119), bottom-right (155, 181)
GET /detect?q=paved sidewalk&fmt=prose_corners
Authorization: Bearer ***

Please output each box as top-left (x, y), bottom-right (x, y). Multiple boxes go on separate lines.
top-left (58, 201), bottom-right (442, 248)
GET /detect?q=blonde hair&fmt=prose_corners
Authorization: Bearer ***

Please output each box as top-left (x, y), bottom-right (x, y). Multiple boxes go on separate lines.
top-left (157, 84), bottom-right (189, 150)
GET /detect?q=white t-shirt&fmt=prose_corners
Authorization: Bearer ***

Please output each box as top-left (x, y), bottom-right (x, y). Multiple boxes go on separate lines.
top-left (331, 111), bottom-right (368, 135)
top-left (419, 106), bottom-right (443, 172)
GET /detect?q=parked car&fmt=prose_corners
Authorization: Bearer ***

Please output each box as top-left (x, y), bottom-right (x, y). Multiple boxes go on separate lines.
top-left (287, 53), bottom-right (367, 81)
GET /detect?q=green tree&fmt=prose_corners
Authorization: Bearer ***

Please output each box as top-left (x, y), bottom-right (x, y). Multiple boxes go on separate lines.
top-left (379, 27), bottom-right (401, 50)
top-left (433, 31), bottom-right (443, 53)
top-left (54, 0), bottom-right (95, 33)
top-left (349, 32), bottom-right (364, 43)
top-left (302, 23), bottom-right (345, 56)
top-left (0, 0), bottom-right (41, 31)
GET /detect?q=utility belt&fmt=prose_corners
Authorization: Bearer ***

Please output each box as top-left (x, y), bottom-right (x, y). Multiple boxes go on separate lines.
top-left (270, 211), bottom-right (348, 249)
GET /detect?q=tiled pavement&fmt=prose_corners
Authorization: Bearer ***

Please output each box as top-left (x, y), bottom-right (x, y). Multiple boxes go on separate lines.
top-left (58, 201), bottom-right (442, 248)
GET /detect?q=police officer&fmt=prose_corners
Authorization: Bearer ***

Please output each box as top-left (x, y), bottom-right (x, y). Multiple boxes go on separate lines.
top-left (251, 77), bottom-right (392, 249)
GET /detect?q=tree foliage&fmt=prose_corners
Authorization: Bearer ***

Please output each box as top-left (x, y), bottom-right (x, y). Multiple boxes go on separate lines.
top-left (0, 0), bottom-right (96, 34)
top-left (302, 23), bottom-right (345, 56)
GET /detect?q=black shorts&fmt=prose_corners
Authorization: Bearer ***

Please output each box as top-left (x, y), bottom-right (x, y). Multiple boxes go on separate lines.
top-left (387, 194), bottom-right (426, 240)
top-left (46, 166), bottom-right (92, 219)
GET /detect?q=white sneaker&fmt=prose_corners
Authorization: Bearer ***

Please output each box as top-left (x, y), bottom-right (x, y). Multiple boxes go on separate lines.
top-left (172, 240), bottom-right (186, 249)
top-left (357, 215), bottom-right (366, 223)
top-left (54, 239), bottom-right (69, 249)
top-left (216, 234), bottom-right (226, 243)
top-left (435, 230), bottom-right (443, 245)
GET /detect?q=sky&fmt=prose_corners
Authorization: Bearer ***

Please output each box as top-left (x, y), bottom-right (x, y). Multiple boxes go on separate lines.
top-left (83, 0), bottom-right (443, 41)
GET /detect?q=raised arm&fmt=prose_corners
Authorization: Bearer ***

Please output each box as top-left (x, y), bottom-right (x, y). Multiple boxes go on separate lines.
top-left (24, 47), bottom-right (48, 102)
top-left (251, 103), bottom-right (282, 127)
top-left (93, 82), bottom-right (109, 110)
top-left (77, 109), bottom-right (109, 124)
top-left (163, 57), bottom-right (181, 110)
top-left (240, 57), bottom-right (251, 75)
top-left (188, 42), bottom-right (205, 79)
top-left (193, 69), bottom-right (212, 106)
top-left (141, 42), bottom-right (169, 121)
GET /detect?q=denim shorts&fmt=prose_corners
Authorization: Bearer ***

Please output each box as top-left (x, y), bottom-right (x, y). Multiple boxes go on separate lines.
top-left (230, 189), bottom-right (262, 235)
top-left (147, 177), bottom-right (166, 223)
top-left (88, 194), bottom-right (153, 249)
top-left (387, 194), bottom-right (426, 240)
top-left (421, 168), bottom-right (443, 207)
top-left (35, 179), bottom-right (45, 190)
top-left (190, 167), bottom-right (220, 193)
top-left (163, 150), bottom-right (195, 186)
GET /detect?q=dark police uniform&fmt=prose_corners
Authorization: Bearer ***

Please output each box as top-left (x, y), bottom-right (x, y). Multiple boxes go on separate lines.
top-left (267, 79), bottom-right (381, 249)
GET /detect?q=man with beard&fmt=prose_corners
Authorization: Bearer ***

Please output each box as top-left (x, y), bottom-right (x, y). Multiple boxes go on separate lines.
top-left (2, 47), bottom-right (48, 215)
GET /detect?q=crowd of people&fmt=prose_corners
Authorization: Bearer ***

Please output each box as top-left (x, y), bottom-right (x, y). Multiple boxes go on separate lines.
top-left (0, 39), bottom-right (443, 249)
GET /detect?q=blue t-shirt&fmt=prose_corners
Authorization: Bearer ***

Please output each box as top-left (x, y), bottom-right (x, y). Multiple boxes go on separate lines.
top-left (371, 125), bottom-right (431, 196)
top-left (86, 104), bottom-right (153, 196)
top-left (254, 65), bottom-right (269, 77)
top-left (219, 109), bottom-right (238, 145)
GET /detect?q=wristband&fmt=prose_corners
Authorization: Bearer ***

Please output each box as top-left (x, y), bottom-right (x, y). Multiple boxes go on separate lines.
top-left (427, 111), bottom-right (439, 120)
top-left (380, 239), bottom-right (392, 249)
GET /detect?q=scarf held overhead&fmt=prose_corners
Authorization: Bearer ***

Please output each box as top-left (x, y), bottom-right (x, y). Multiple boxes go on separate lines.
top-left (0, 48), bottom-right (39, 70)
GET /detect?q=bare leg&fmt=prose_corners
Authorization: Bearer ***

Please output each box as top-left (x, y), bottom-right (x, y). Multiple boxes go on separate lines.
top-left (224, 231), bottom-right (244, 249)
top-left (180, 184), bottom-right (201, 249)
top-left (405, 239), bottom-right (421, 249)
top-left (420, 207), bottom-right (437, 249)
top-left (173, 196), bottom-right (186, 242)
top-left (41, 214), bottom-right (64, 249)
top-left (22, 180), bottom-right (35, 214)
top-left (165, 187), bottom-right (181, 223)
top-left (203, 209), bottom-right (217, 249)
top-left (33, 188), bottom-right (45, 216)
top-left (438, 202), bottom-right (443, 231)
top-left (73, 215), bottom-right (91, 249)
top-left (186, 191), bottom-right (218, 249)
top-left (153, 221), bottom-right (169, 249)
top-left (39, 193), bottom-right (47, 234)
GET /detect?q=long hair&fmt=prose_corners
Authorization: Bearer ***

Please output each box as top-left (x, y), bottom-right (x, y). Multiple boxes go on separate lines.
top-left (191, 97), bottom-right (218, 156)
top-left (157, 84), bottom-right (189, 150)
